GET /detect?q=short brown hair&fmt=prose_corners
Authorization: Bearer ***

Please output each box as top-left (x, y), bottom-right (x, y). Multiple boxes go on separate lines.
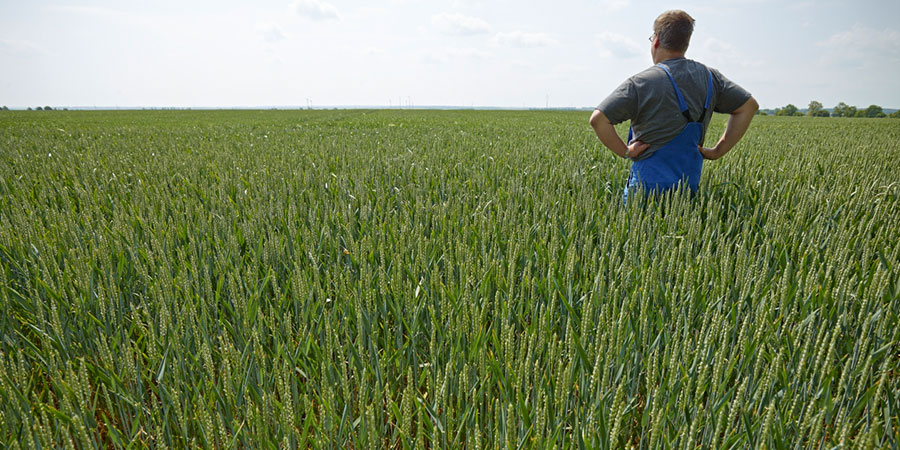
top-left (653, 10), bottom-right (695, 53)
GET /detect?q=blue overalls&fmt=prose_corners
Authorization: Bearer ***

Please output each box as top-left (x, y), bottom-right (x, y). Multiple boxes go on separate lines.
top-left (624, 63), bottom-right (714, 203)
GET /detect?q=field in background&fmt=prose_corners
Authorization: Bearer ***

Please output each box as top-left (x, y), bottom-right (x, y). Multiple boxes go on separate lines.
top-left (1, 110), bottom-right (898, 448)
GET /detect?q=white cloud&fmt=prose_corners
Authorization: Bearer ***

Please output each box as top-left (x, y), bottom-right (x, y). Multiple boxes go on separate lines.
top-left (703, 37), bottom-right (738, 60)
top-left (495, 31), bottom-right (557, 48)
top-left (817, 24), bottom-right (900, 68)
top-left (422, 47), bottom-right (492, 64)
top-left (509, 59), bottom-right (536, 70)
top-left (593, 32), bottom-right (642, 58)
top-left (693, 38), bottom-right (762, 71)
top-left (431, 12), bottom-right (492, 36)
top-left (43, 4), bottom-right (160, 29)
top-left (44, 4), bottom-right (126, 19)
top-left (257, 23), bottom-right (286, 43)
top-left (446, 47), bottom-right (491, 59)
top-left (0, 39), bottom-right (51, 56)
top-left (788, 1), bottom-right (816, 10)
top-left (450, 0), bottom-right (485, 7)
top-left (292, 0), bottom-right (340, 21)
top-left (596, 0), bottom-right (629, 11)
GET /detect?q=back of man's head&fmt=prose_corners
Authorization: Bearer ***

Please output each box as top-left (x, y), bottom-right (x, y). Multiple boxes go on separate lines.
top-left (653, 10), bottom-right (695, 53)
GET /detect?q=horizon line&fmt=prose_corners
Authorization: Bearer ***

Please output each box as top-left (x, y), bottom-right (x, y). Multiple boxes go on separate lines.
top-left (2, 105), bottom-right (897, 112)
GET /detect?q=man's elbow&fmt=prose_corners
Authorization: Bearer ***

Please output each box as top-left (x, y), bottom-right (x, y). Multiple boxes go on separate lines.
top-left (741, 96), bottom-right (759, 115)
top-left (589, 109), bottom-right (605, 128)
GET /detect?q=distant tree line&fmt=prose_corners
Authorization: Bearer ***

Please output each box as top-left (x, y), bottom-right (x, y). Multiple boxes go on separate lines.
top-left (2, 106), bottom-right (70, 111)
top-left (3, 103), bottom-right (897, 117)
top-left (765, 101), bottom-right (899, 118)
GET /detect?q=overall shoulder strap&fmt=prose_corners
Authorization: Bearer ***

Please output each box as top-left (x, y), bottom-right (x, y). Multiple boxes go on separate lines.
top-left (699, 68), bottom-right (713, 123)
top-left (656, 63), bottom-right (692, 122)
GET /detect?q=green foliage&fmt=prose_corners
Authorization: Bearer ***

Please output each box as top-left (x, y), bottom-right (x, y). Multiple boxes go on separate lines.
top-left (0, 111), bottom-right (898, 448)
top-left (832, 102), bottom-right (856, 117)
top-left (805, 100), bottom-right (823, 117)
top-left (775, 104), bottom-right (798, 116)
top-left (831, 103), bottom-right (888, 119)
top-left (865, 104), bottom-right (885, 118)
top-left (889, 111), bottom-right (900, 118)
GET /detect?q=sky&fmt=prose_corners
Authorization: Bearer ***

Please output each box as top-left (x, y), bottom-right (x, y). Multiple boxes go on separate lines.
top-left (1, 0), bottom-right (899, 109)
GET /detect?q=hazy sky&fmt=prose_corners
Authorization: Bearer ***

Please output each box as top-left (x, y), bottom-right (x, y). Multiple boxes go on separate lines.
top-left (2, 0), bottom-right (898, 109)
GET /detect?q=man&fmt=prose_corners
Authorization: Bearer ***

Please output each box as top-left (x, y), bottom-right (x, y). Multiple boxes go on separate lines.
top-left (590, 10), bottom-right (758, 202)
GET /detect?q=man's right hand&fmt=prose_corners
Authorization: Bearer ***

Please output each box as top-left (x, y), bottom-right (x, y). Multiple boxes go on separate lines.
top-left (698, 145), bottom-right (720, 160)
top-left (627, 140), bottom-right (650, 159)
top-left (701, 96), bottom-right (759, 161)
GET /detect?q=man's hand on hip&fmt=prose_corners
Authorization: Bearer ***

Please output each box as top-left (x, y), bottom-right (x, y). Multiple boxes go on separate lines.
top-left (698, 145), bottom-right (720, 160)
top-left (701, 97), bottom-right (759, 161)
top-left (627, 140), bottom-right (650, 159)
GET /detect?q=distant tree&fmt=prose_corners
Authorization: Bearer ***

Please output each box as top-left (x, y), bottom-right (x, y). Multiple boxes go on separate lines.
top-left (792, 111), bottom-right (803, 116)
top-left (864, 105), bottom-right (885, 118)
top-left (759, 111), bottom-right (768, 116)
top-left (44, 106), bottom-right (52, 111)
top-left (1, 106), bottom-right (7, 110)
top-left (812, 109), bottom-right (830, 117)
top-left (833, 102), bottom-right (853, 117)
top-left (776, 104), bottom-right (798, 116)
top-left (854, 110), bottom-right (866, 118)
top-left (27, 107), bottom-right (33, 111)
top-left (806, 100), bottom-right (824, 117)
top-left (890, 111), bottom-right (900, 119)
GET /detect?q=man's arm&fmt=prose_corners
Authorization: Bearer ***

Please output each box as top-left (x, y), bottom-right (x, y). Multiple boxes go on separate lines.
top-left (589, 110), bottom-right (649, 159)
top-left (699, 96), bottom-right (759, 160)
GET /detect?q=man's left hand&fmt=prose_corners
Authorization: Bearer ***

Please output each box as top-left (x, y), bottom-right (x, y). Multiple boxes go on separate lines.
top-left (627, 140), bottom-right (650, 159)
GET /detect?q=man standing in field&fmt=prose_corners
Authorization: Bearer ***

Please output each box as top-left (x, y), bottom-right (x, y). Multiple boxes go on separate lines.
top-left (590, 10), bottom-right (758, 202)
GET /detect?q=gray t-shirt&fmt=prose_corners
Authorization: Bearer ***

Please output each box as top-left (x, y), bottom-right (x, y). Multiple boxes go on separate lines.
top-left (596, 57), bottom-right (751, 160)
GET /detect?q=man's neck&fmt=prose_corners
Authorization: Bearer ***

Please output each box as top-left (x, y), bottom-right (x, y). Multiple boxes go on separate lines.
top-left (653, 49), bottom-right (686, 64)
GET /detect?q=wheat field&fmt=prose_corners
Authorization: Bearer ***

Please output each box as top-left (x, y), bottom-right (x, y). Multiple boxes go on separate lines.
top-left (1, 110), bottom-right (898, 448)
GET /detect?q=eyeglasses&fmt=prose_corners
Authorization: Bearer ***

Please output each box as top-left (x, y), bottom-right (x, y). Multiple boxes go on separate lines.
top-left (648, 33), bottom-right (656, 42)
